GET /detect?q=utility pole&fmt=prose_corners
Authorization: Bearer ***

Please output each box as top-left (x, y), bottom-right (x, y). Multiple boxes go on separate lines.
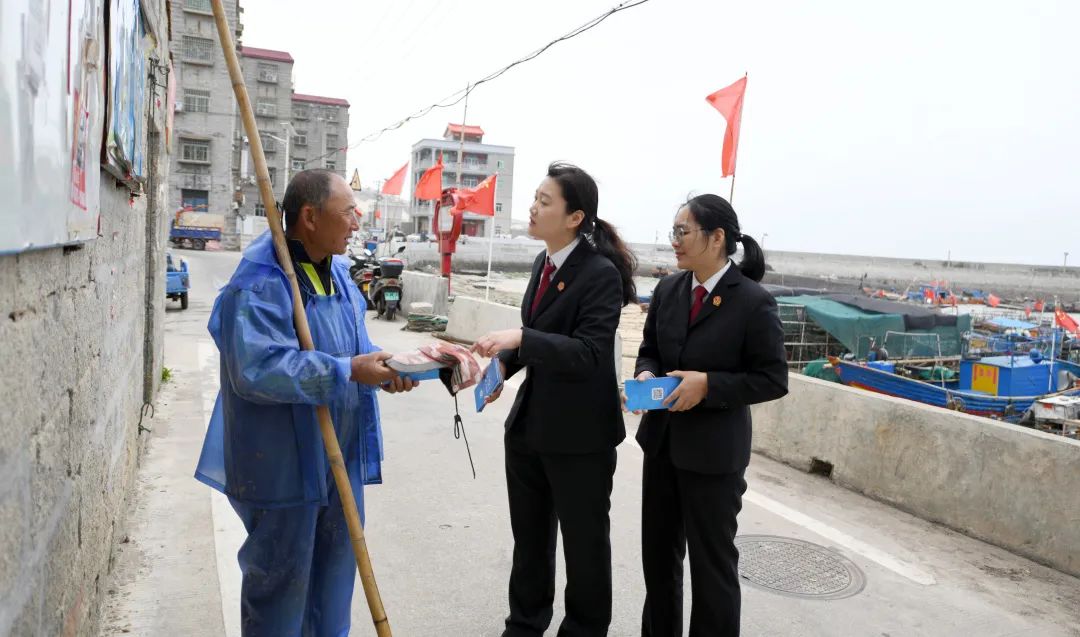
top-left (457, 84), bottom-right (470, 189)
top-left (1065, 251), bottom-right (1070, 273)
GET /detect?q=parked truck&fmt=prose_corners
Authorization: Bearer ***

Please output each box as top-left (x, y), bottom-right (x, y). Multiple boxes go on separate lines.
top-left (170, 210), bottom-right (223, 250)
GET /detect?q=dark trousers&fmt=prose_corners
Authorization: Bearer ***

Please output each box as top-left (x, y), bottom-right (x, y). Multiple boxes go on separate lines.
top-left (503, 443), bottom-right (617, 637)
top-left (641, 439), bottom-right (746, 637)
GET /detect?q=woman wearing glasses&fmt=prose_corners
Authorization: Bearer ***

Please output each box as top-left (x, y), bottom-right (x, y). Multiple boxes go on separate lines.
top-left (633, 194), bottom-right (788, 637)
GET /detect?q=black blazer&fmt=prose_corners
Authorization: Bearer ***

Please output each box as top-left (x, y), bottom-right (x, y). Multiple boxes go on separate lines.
top-left (635, 266), bottom-right (788, 474)
top-left (498, 241), bottom-right (626, 454)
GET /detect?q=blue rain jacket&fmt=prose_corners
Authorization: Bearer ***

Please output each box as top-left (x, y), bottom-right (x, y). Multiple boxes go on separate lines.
top-left (195, 231), bottom-right (383, 508)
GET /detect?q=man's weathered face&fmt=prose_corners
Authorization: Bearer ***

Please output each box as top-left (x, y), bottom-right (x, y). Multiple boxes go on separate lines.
top-left (306, 175), bottom-right (359, 257)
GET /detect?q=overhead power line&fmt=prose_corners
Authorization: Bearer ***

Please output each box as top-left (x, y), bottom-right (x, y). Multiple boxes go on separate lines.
top-left (303, 0), bottom-right (653, 168)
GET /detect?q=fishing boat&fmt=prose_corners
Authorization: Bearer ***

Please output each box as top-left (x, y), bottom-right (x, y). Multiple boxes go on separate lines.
top-left (828, 354), bottom-right (1080, 422)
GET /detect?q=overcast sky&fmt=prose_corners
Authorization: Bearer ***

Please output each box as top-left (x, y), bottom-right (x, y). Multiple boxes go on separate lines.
top-left (242, 0), bottom-right (1079, 266)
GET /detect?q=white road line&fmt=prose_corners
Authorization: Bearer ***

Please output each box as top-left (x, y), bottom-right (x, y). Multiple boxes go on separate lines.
top-left (624, 435), bottom-right (934, 586)
top-left (743, 488), bottom-right (937, 586)
top-left (197, 341), bottom-right (244, 637)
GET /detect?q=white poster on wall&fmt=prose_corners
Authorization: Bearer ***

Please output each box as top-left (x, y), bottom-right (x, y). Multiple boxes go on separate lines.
top-left (0, 0), bottom-right (105, 254)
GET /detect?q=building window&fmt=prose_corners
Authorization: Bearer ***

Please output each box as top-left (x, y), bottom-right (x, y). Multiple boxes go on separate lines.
top-left (257, 63), bottom-right (278, 83)
top-left (293, 106), bottom-right (309, 120)
top-left (180, 189), bottom-right (209, 212)
top-left (496, 159), bottom-right (504, 169)
top-left (496, 203), bottom-right (503, 213)
top-left (325, 161), bottom-right (336, 171)
top-left (256, 100), bottom-right (277, 117)
top-left (183, 0), bottom-right (211, 12)
top-left (182, 36), bottom-right (214, 62)
top-left (463, 177), bottom-right (479, 187)
top-left (180, 139), bottom-right (210, 163)
top-left (292, 159), bottom-right (305, 170)
top-left (254, 203), bottom-right (266, 216)
top-left (325, 109), bottom-right (338, 121)
top-left (183, 89), bottom-right (209, 113)
top-left (292, 132), bottom-right (307, 146)
top-left (325, 134), bottom-right (339, 149)
top-left (267, 168), bottom-right (277, 186)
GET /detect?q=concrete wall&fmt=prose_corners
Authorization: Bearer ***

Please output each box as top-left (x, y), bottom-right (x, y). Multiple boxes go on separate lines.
top-left (752, 375), bottom-right (1080, 577)
top-left (402, 271), bottom-right (450, 317)
top-left (396, 238), bottom-right (1080, 301)
top-left (441, 297), bottom-right (623, 381)
top-left (0, 4), bottom-right (171, 635)
top-left (444, 296), bottom-right (522, 343)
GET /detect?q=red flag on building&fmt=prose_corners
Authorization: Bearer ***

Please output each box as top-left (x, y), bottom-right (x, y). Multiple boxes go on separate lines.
top-left (381, 162), bottom-right (408, 196)
top-left (1034, 299), bottom-right (1045, 313)
top-left (987, 293), bottom-right (1001, 308)
top-left (415, 153), bottom-right (444, 200)
top-left (705, 75), bottom-right (748, 178)
top-left (1055, 308), bottom-right (1079, 335)
top-left (453, 174), bottom-right (498, 216)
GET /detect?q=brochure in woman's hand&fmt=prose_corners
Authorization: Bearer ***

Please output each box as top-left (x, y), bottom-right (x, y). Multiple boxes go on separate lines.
top-left (474, 360), bottom-right (504, 413)
top-left (624, 376), bottom-right (682, 411)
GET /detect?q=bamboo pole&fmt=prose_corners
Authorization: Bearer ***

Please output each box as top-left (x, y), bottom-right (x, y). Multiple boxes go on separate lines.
top-left (208, 3), bottom-right (391, 635)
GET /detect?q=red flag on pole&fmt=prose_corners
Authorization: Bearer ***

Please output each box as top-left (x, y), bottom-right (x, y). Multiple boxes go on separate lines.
top-left (452, 174), bottom-right (498, 216)
top-left (1055, 308), bottom-right (1079, 336)
top-left (415, 154), bottom-right (444, 200)
top-left (381, 162), bottom-right (408, 196)
top-left (374, 209), bottom-right (382, 220)
top-left (987, 293), bottom-right (1001, 308)
top-left (705, 75), bottom-right (748, 178)
top-left (1034, 299), bottom-right (1045, 313)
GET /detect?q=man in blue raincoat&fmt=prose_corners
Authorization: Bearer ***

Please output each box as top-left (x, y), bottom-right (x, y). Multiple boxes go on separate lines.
top-left (196, 169), bottom-right (415, 636)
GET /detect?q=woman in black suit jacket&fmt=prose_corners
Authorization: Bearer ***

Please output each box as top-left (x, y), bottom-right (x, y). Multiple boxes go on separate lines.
top-left (473, 163), bottom-right (637, 637)
top-left (633, 194), bottom-right (788, 637)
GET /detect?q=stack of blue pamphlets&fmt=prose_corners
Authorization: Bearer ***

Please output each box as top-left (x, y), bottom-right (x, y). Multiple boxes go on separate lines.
top-left (474, 361), bottom-right (504, 412)
top-left (624, 377), bottom-right (682, 411)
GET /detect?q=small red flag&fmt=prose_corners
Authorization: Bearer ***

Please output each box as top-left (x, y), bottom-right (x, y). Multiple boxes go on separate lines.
top-left (415, 153), bottom-right (444, 200)
top-left (705, 75), bottom-right (748, 178)
top-left (1025, 304), bottom-right (1032, 318)
top-left (1056, 308), bottom-right (1079, 336)
top-left (381, 162), bottom-right (408, 196)
top-left (1034, 299), bottom-right (1045, 313)
top-left (374, 209), bottom-right (382, 220)
top-left (987, 293), bottom-right (1001, 308)
top-left (452, 174), bottom-right (498, 216)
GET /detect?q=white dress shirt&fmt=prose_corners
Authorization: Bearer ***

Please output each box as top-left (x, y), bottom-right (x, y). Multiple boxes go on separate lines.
top-left (546, 237), bottom-right (581, 276)
top-left (691, 259), bottom-right (733, 302)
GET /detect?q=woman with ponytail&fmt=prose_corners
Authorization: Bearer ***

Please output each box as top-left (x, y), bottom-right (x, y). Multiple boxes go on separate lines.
top-left (632, 193), bottom-right (788, 636)
top-left (473, 162), bottom-right (634, 636)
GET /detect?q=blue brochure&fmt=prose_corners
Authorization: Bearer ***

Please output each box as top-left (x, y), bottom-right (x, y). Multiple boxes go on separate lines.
top-left (383, 368), bottom-right (442, 388)
top-left (474, 360), bottom-right (504, 413)
top-left (624, 377), bottom-right (682, 411)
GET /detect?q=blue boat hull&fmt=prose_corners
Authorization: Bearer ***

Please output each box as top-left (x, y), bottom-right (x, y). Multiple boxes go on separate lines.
top-left (830, 359), bottom-right (1080, 422)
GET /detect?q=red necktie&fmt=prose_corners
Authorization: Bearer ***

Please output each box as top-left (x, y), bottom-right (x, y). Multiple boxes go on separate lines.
top-left (531, 258), bottom-right (557, 315)
top-left (689, 285), bottom-right (708, 323)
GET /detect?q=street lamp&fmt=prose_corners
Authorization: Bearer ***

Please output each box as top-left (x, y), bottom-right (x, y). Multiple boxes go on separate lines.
top-left (762, 233), bottom-right (769, 251)
top-left (1065, 252), bottom-right (1070, 273)
top-left (279, 121), bottom-right (297, 183)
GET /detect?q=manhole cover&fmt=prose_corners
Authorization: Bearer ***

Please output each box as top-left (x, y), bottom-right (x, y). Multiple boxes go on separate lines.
top-left (735, 535), bottom-right (865, 600)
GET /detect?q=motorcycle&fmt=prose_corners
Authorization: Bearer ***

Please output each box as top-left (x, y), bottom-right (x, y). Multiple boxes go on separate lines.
top-left (348, 249), bottom-right (377, 303)
top-left (369, 246), bottom-right (406, 321)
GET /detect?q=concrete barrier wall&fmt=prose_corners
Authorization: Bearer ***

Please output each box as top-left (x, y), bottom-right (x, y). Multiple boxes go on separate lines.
top-left (444, 296), bottom-right (522, 343)
top-left (443, 297), bottom-right (623, 380)
top-left (401, 271), bottom-right (449, 317)
top-left (752, 375), bottom-right (1080, 577)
